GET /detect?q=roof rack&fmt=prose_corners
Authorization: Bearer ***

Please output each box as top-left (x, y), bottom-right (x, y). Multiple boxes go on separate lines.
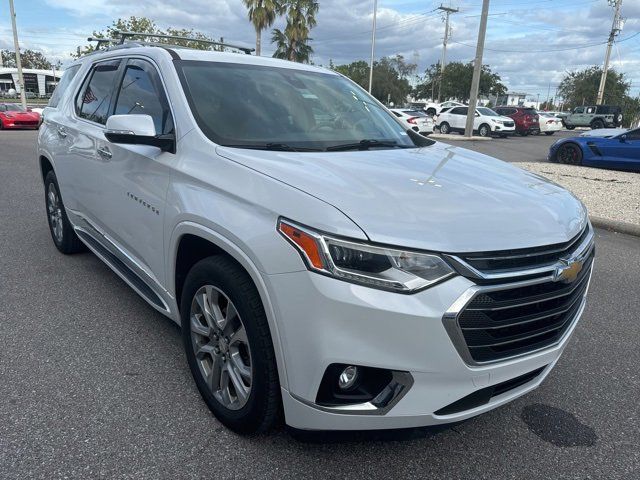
top-left (113, 31), bottom-right (254, 54)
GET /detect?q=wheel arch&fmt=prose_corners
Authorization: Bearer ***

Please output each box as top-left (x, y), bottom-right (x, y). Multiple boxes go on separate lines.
top-left (39, 155), bottom-right (55, 183)
top-left (555, 140), bottom-right (584, 162)
top-left (170, 221), bottom-right (289, 390)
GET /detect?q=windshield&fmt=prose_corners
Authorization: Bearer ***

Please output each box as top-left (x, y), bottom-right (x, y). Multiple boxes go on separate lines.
top-left (177, 61), bottom-right (415, 151)
top-left (4, 104), bottom-right (26, 112)
top-left (477, 107), bottom-right (500, 117)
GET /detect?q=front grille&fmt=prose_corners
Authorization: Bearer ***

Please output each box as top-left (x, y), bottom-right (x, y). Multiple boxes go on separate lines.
top-left (459, 251), bottom-right (592, 362)
top-left (454, 225), bottom-right (591, 275)
top-left (504, 121), bottom-right (515, 127)
top-left (14, 121), bottom-right (38, 126)
top-left (445, 225), bottom-right (594, 364)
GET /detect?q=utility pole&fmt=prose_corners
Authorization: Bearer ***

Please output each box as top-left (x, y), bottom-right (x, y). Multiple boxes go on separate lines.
top-left (368, 0), bottom-right (378, 94)
top-left (437, 4), bottom-right (459, 102)
top-left (9, 0), bottom-right (26, 109)
top-left (464, 0), bottom-right (490, 137)
top-left (596, 0), bottom-right (623, 105)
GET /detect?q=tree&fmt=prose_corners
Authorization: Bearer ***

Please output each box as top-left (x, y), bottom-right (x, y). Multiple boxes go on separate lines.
top-left (558, 66), bottom-right (629, 108)
top-left (243, 0), bottom-right (281, 56)
top-left (0, 49), bottom-right (59, 70)
top-left (333, 55), bottom-right (416, 106)
top-left (414, 62), bottom-right (506, 102)
top-left (272, 0), bottom-right (318, 63)
top-left (71, 16), bottom-right (218, 58)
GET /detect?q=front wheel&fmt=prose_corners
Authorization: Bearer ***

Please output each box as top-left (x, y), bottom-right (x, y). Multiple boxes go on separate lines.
top-left (181, 256), bottom-right (281, 434)
top-left (520, 130), bottom-right (529, 136)
top-left (545, 131), bottom-right (555, 136)
top-left (478, 124), bottom-right (490, 137)
top-left (439, 122), bottom-right (450, 134)
top-left (556, 143), bottom-right (583, 165)
top-left (565, 125), bottom-right (575, 130)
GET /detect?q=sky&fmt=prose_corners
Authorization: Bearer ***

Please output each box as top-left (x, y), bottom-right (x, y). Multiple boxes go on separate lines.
top-left (0, 0), bottom-right (639, 101)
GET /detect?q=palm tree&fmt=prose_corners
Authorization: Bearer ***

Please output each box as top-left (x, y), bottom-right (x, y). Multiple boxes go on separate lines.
top-left (243, 0), bottom-right (281, 56)
top-left (271, 0), bottom-right (318, 63)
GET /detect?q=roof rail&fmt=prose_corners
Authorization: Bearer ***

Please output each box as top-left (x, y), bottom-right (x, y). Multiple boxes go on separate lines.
top-left (113, 31), bottom-right (254, 54)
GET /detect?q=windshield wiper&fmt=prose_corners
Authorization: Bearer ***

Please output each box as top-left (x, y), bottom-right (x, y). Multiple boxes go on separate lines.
top-left (325, 139), bottom-right (412, 151)
top-left (223, 143), bottom-right (322, 152)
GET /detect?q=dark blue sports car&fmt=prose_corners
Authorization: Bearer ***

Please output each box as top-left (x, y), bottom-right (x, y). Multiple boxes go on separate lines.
top-left (548, 128), bottom-right (640, 172)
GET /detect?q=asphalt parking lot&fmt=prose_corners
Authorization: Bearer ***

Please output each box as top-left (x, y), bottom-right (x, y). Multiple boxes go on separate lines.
top-left (1, 130), bottom-right (639, 479)
top-left (438, 130), bottom-right (576, 163)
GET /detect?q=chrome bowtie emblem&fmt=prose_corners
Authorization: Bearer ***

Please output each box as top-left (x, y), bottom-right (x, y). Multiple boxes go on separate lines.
top-left (552, 257), bottom-right (583, 283)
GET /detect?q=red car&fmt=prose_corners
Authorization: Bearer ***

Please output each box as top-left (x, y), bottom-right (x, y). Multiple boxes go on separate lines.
top-left (495, 106), bottom-right (540, 136)
top-left (0, 103), bottom-right (41, 130)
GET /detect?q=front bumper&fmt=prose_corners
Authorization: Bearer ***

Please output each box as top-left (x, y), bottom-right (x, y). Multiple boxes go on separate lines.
top-left (265, 265), bottom-right (590, 430)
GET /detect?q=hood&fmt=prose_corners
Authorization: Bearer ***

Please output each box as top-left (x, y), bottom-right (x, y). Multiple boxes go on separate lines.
top-left (217, 142), bottom-right (587, 253)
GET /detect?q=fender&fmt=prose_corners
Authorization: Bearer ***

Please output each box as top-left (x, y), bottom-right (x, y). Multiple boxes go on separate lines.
top-left (168, 220), bottom-right (290, 391)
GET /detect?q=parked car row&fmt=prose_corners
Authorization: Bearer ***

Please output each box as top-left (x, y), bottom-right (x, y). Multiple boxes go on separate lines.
top-left (390, 108), bottom-right (435, 135)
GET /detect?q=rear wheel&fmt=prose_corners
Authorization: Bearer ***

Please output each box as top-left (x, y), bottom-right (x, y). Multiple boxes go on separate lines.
top-left (556, 143), bottom-right (583, 165)
top-left (591, 119), bottom-right (604, 129)
top-left (565, 125), bottom-right (575, 130)
top-left (44, 170), bottom-right (85, 254)
top-left (478, 123), bottom-right (490, 137)
top-left (181, 256), bottom-right (280, 434)
top-left (545, 131), bottom-right (555, 136)
top-left (439, 122), bottom-right (450, 134)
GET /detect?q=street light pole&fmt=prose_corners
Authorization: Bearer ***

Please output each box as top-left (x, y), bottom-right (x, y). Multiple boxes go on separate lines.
top-left (368, 0), bottom-right (378, 94)
top-left (9, 0), bottom-right (27, 109)
top-left (464, 0), bottom-right (490, 137)
top-left (596, 0), bottom-right (623, 105)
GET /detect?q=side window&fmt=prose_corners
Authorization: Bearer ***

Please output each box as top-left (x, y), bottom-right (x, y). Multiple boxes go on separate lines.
top-left (450, 107), bottom-right (465, 115)
top-left (113, 59), bottom-right (174, 135)
top-left (76, 59), bottom-right (120, 125)
top-left (586, 107), bottom-right (595, 114)
top-left (574, 107), bottom-right (584, 114)
top-left (49, 64), bottom-right (81, 108)
top-left (392, 111), bottom-right (402, 117)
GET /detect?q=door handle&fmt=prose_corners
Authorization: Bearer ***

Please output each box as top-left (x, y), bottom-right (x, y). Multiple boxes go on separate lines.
top-left (57, 126), bottom-right (67, 138)
top-left (97, 146), bottom-right (112, 159)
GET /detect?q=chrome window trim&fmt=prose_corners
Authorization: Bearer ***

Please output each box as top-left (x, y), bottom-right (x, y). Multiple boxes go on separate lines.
top-left (442, 262), bottom-right (594, 367)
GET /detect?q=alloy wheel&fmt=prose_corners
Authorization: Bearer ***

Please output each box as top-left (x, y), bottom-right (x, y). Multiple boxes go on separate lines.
top-left (189, 285), bottom-right (252, 410)
top-left (47, 182), bottom-right (64, 243)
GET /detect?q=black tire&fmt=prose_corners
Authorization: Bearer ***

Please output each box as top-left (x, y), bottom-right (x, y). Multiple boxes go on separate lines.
top-left (426, 108), bottom-right (436, 117)
top-left (591, 119), bottom-right (604, 130)
top-left (181, 256), bottom-right (281, 434)
top-left (556, 143), bottom-right (583, 165)
top-left (545, 131), bottom-right (555, 136)
top-left (0, 120), bottom-right (4, 129)
top-left (439, 122), bottom-right (450, 134)
top-left (520, 130), bottom-right (529, 136)
top-left (565, 125), bottom-right (575, 130)
top-left (478, 123), bottom-right (490, 137)
top-left (499, 134), bottom-right (508, 138)
top-left (44, 170), bottom-right (85, 254)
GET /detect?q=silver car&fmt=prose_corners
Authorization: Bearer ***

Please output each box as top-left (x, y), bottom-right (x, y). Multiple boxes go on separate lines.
top-left (38, 42), bottom-right (594, 434)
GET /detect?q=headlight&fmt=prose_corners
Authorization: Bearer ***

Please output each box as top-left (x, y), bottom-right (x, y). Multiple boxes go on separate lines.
top-left (278, 219), bottom-right (456, 293)
top-left (492, 119), bottom-right (503, 124)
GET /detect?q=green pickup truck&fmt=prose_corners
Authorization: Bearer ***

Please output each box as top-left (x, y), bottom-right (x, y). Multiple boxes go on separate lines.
top-left (562, 105), bottom-right (623, 130)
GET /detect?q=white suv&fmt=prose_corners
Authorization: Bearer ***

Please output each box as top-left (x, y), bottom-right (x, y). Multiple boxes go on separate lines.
top-left (437, 106), bottom-right (516, 137)
top-left (38, 42), bottom-right (594, 434)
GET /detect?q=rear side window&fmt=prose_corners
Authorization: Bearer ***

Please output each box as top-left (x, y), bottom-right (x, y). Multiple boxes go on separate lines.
top-left (113, 59), bottom-right (174, 135)
top-left (450, 107), bottom-right (467, 115)
top-left (76, 60), bottom-right (121, 125)
top-left (48, 64), bottom-right (81, 108)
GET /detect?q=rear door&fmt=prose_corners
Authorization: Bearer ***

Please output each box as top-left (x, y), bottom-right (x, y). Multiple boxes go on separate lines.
top-left (449, 107), bottom-right (468, 129)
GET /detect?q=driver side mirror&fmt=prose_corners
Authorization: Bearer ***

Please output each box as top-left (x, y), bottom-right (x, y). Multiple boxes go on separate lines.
top-left (105, 114), bottom-right (175, 153)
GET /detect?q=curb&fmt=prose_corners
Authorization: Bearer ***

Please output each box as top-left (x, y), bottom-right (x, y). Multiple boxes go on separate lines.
top-left (590, 216), bottom-right (640, 237)
top-left (430, 134), bottom-right (492, 141)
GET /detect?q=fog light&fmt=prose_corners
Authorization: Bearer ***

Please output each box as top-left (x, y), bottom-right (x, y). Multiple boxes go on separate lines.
top-left (338, 365), bottom-right (359, 390)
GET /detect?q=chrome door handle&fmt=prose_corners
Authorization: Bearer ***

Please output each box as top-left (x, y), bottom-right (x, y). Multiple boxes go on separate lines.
top-left (57, 127), bottom-right (67, 138)
top-left (97, 146), bottom-right (112, 159)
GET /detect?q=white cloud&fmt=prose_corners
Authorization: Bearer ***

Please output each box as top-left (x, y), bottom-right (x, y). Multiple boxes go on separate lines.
top-left (5, 0), bottom-right (639, 98)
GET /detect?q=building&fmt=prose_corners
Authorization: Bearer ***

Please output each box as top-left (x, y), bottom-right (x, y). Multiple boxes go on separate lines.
top-left (0, 67), bottom-right (62, 98)
top-left (496, 92), bottom-right (528, 107)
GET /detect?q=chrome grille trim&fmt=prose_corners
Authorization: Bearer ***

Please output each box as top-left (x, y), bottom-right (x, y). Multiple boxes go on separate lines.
top-left (445, 224), bottom-right (594, 281)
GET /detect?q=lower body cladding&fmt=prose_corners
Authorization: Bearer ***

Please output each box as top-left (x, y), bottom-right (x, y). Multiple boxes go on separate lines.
top-left (492, 127), bottom-right (515, 136)
top-left (265, 265), bottom-right (592, 431)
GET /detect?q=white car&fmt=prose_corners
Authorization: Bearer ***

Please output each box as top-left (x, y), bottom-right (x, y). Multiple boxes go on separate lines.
top-left (38, 40), bottom-right (593, 434)
top-left (390, 108), bottom-right (434, 135)
top-left (436, 106), bottom-right (516, 137)
top-left (579, 128), bottom-right (628, 138)
top-left (425, 100), bottom-right (465, 117)
top-left (538, 112), bottom-right (563, 136)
